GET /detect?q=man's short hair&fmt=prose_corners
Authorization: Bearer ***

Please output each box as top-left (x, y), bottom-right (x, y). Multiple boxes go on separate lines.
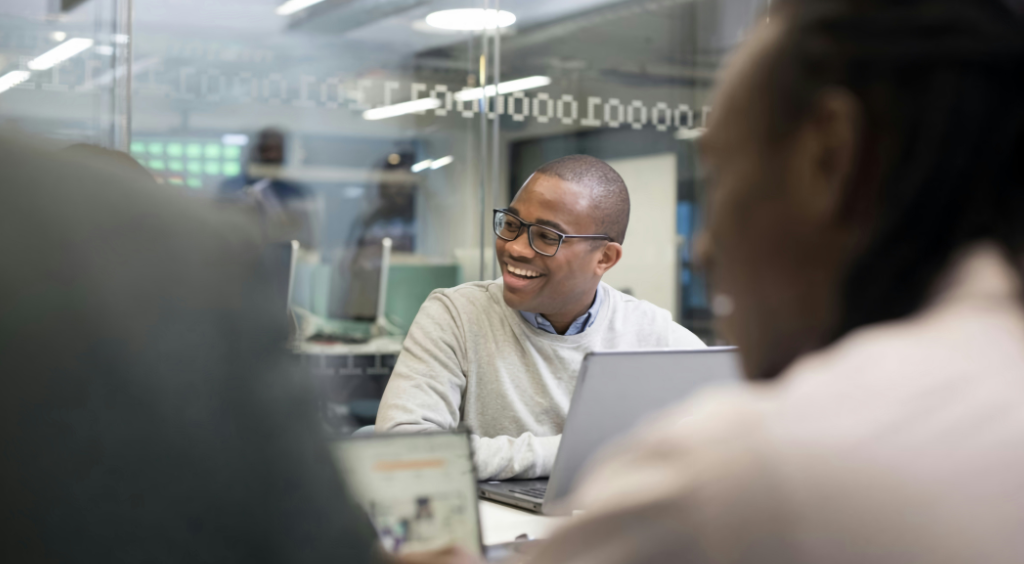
top-left (535, 155), bottom-right (630, 245)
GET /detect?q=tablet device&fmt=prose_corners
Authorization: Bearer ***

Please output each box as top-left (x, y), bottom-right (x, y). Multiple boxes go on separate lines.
top-left (330, 432), bottom-right (483, 557)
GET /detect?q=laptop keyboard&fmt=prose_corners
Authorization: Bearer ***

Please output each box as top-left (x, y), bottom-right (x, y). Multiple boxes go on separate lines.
top-left (509, 484), bottom-right (547, 500)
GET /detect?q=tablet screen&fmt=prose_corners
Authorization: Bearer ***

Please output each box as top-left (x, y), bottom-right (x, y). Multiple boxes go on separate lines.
top-left (330, 433), bottom-right (482, 556)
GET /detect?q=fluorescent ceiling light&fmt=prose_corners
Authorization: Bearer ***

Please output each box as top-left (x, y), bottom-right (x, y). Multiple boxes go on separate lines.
top-left (453, 76), bottom-right (552, 102)
top-left (430, 156), bottom-right (454, 170)
top-left (411, 156), bottom-right (453, 172)
top-left (425, 9), bottom-right (515, 31)
top-left (675, 127), bottom-right (707, 141)
top-left (222, 134), bottom-right (250, 146)
top-left (50, 31), bottom-right (66, 42)
top-left (27, 38), bottom-right (94, 71)
top-left (363, 97), bottom-right (442, 121)
top-left (276, 0), bottom-right (326, 16)
top-left (0, 71), bottom-right (30, 94)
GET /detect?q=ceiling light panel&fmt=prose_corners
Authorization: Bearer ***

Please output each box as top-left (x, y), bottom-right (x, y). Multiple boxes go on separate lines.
top-left (27, 38), bottom-right (94, 71)
top-left (425, 9), bottom-right (515, 31)
top-left (276, 0), bottom-right (326, 16)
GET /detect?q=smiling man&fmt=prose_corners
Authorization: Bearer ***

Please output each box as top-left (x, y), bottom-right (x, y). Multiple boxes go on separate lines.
top-left (376, 155), bottom-right (705, 480)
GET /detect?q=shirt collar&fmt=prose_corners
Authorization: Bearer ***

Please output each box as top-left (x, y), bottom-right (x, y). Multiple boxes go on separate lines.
top-left (519, 285), bottom-right (604, 336)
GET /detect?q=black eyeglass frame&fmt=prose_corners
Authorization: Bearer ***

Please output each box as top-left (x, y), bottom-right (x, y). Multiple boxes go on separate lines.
top-left (493, 209), bottom-right (614, 257)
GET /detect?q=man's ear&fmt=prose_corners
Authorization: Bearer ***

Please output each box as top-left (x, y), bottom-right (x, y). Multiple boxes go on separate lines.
top-left (595, 242), bottom-right (623, 275)
top-left (791, 87), bottom-right (863, 223)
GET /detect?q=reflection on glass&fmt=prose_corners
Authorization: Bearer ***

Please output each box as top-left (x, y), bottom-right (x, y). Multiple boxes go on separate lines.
top-left (1, 0), bottom-right (771, 349)
top-left (218, 127), bottom-right (317, 249)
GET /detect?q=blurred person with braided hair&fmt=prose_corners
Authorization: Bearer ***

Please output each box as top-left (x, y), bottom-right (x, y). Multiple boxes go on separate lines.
top-left (520, 1), bottom-right (1024, 563)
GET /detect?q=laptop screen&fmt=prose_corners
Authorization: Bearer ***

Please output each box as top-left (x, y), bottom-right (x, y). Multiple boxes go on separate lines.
top-left (330, 432), bottom-right (482, 556)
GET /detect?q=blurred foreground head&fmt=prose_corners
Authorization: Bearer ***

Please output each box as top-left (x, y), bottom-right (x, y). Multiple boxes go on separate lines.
top-left (0, 137), bottom-right (376, 562)
top-left (699, 0), bottom-right (1024, 379)
top-left (61, 143), bottom-right (156, 186)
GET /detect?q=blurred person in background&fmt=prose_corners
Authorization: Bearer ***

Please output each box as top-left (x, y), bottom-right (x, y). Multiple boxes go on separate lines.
top-left (221, 127), bottom-right (318, 248)
top-left (520, 0), bottom-right (1024, 563)
top-left (331, 151), bottom-right (418, 322)
top-left (355, 151), bottom-right (417, 253)
top-left (0, 135), bottom-right (470, 564)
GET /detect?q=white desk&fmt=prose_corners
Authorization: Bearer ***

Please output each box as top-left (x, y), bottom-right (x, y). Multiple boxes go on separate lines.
top-left (478, 499), bottom-right (570, 546)
top-left (292, 335), bottom-right (404, 356)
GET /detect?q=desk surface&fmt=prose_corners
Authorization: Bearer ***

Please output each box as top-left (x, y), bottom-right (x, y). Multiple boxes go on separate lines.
top-left (293, 335), bottom-right (404, 356)
top-left (478, 499), bottom-right (570, 546)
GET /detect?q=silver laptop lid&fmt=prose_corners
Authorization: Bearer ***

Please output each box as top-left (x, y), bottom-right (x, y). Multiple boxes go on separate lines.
top-left (544, 347), bottom-right (743, 513)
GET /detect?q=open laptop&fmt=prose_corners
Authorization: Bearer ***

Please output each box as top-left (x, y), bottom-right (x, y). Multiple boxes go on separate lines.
top-left (478, 347), bottom-right (742, 515)
top-left (330, 431), bottom-right (532, 561)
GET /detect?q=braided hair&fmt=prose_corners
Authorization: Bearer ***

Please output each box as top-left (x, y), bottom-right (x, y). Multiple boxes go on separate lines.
top-left (768, 0), bottom-right (1024, 340)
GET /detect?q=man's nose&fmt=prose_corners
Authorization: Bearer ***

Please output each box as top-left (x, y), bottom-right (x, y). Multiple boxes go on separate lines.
top-left (506, 229), bottom-right (536, 259)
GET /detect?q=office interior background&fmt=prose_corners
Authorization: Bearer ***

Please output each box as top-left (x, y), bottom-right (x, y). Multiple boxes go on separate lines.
top-left (0, 0), bottom-right (767, 430)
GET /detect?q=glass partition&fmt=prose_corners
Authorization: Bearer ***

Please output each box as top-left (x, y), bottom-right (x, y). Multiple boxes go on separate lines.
top-left (2, 0), bottom-right (770, 429)
top-left (0, 0), bottom-right (128, 148)
top-left (121, 0), bottom-right (773, 344)
top-left (2, 0), bottom-right (772, 344)
top-left (129, 0), bottom-right (496, 331)
top-left (491, 0), bottom-right (770, 344)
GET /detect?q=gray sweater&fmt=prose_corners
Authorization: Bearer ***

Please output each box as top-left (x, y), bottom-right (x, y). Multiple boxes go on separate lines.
top-left (376, 280), bottom-right (706, 480)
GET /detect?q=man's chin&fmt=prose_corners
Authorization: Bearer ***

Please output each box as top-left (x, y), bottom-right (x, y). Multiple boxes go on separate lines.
top-left (502, 286), bottom-right (523, 308)
top-left (501, 285), bottom-right (537, 311)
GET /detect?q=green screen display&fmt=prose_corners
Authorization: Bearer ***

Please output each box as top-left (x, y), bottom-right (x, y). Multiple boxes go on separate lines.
top-left (137, 138), bottom-right (250, 185)
top-left (223, 145), bottom-right (242, 160)
top-left (222, 161), bottom-right (241, 177)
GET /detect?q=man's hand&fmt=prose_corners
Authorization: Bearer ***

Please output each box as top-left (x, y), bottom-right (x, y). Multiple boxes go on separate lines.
top-left (390, 546), bottom-right (484, 564)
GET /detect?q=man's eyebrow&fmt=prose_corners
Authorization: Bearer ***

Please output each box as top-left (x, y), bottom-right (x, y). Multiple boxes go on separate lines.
top-left (534, 218), bottom-right (567, 233)
top-left (506, 207), bottom-right (568, 233)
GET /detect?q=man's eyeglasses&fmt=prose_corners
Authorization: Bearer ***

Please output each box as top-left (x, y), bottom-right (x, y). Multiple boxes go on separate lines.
top-left (493, 209), bottom-right (613, 257)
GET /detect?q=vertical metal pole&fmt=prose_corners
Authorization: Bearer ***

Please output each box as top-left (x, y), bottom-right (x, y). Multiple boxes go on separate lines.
top-left (92, 0), bottom-right (107, 147)
top-left (112, 0), bottom-right (133, 152)
top-left (375, 237), bottom-right (393, 327)
top-left (478, 0), bottom-right (491, 281)
top-left (490, 0), bottom-right (502, 280)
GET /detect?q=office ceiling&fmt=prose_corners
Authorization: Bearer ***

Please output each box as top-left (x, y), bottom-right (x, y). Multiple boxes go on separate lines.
top-left (0, 0), bottom-right (764, 66)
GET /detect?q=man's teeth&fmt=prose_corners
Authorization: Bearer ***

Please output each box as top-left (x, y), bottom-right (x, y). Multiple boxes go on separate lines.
top-left (507, 264), bottom-right (541, 279)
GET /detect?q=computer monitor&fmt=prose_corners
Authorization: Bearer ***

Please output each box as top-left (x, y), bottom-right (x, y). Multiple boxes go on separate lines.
top-left (261, 240), bottom-right (298, 319)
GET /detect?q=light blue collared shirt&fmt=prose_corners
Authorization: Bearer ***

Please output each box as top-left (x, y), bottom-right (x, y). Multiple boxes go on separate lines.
top-left (519, 286), bottom-right (604, 336)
